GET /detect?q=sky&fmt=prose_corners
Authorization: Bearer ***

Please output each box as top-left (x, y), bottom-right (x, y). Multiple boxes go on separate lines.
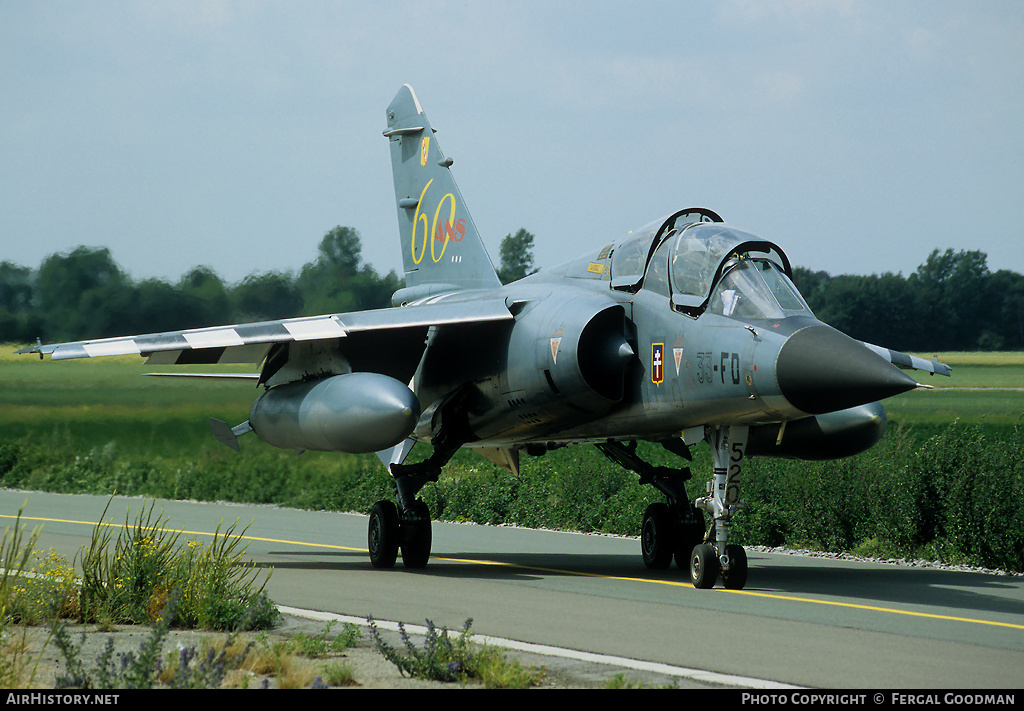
top-left (2, 1), bottom-right (1023, 287)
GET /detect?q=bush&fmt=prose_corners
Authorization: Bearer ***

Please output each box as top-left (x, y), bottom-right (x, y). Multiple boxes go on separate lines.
top-left (367, 617), bottom-right (542, 688)
top-left (77, 498), bottom-right (277, 630)
top-left (733, 422), bottom-right (1024, 571)
top-left (2, 419), bottom-right (1021, 572)
top-left (910, 422), bottom-right (1024, 570)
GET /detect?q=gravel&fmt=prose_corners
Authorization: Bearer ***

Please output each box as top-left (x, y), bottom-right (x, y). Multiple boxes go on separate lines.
top-left (8, 612), bottom-right (699, 690)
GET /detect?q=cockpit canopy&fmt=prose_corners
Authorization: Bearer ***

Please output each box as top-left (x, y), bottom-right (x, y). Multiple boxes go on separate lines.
top-left (611, 208), bottom-right (810, 320)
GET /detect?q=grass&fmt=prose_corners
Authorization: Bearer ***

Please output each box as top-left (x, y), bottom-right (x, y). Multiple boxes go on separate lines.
top-left (0, 348), bottom-right (255, 458)
top-left (159, 621), bottom-right (364, 689)
top-left (0, 507), bottom-right (50, 688)
top-left (2, 346), bottom-right (1020, 459)
top-left (0, 496), bottom-right (549, 689)
top-left (921, 351), bottom-right (1024, 367)
top-left (880, 352), bottom-right (1023, 435)
top-left (3, 345), bottom-right (1020, 450)
top-left (0, 497), bottom-right (284, 687)
top-left (0, 505), bottom-right (532, 689)
top-left (49, 604), bottom-right (365, 689)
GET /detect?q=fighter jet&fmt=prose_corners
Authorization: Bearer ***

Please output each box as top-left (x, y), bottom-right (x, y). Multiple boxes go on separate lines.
top-left (19, 85), bottom-right (950, 589)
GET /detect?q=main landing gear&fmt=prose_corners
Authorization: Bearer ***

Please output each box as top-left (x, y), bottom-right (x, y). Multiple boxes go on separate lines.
top-left (367, 460), bottom-right (442, 569)
top-left (597, 439), bottom-right (705, 573)
top-left (601, 425), bottom-right (750, 590)
top-left (367, 437), bottom-right (459, 569)
top-left (368, 497), bottom-right (432, 569)
top-left (368, 388), bottom-right (475, 569)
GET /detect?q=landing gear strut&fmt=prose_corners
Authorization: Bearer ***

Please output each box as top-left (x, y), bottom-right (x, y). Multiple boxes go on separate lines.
top-left (692, 426), bottom-right (749, 589)
top-left (597, 440), bottom-right (704, 572)
top-left (367, 383), bottom-right (474, 570)
top-left (368, 463), bottom-right (440, 569)
top-left (368, 431), bottom-right (460, 569)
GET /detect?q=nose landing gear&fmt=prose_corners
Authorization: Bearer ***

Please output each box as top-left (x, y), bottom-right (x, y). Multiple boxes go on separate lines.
top-left (692, 426), bottom-right (749, 590)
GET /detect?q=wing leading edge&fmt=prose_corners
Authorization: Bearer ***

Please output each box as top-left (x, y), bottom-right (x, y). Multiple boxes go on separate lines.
top-left (17, 297), bottom-right (515, 366)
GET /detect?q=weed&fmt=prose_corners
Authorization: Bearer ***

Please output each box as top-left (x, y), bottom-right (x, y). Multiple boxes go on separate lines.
top-left (161, 631), bottom-right (259, 689)
top-left (0, 507), bottom-right (41, 623)
top-left (319, 660), bottom-right (358, 686)
top-left (278, 620), bottom-right (360, 658)
top-left (368, 616), bottom-right (467, 683)
top-left (0, 507), bottom-right (57, 688)
top-left (76, 497), bottom-right (277, 630)
top-left (368, 616), bottom-right (542, 688)
top-left (605, 672), bottom-right (644, 688)
top-left (52, 594), bottom-right (176, 689)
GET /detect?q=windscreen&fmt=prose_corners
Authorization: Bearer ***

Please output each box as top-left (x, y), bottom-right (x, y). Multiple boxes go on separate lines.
top-left (708, 259), bottom-right (811, 320)
top-left (663, 223), bottom-right (797, 316)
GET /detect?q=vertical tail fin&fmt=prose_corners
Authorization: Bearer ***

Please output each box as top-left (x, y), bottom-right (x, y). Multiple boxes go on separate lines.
top-left (385, 85), bottom-right (501, 300)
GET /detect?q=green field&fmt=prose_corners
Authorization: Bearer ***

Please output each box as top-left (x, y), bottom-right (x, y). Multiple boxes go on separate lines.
top-left (1, 346), bottom-right (1020, 466)
top-left (3, 346), bottom-right (1020, 447)
top-left (0, 345), bottom-right (412, 513)
top-left (0, 349), bottom-right (257, 457)
top-left (882, 352), bottom-right (1024, 435)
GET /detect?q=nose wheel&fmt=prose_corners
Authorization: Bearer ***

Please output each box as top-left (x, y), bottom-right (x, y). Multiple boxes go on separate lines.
top-left (720, 544), bottom-right (748, 590)
top-left (689, 543), bottom-right (719, 589)
top-left (597, 437), bottom-right (750, 588)
top-left (689, 541), bottom-right (748, 589)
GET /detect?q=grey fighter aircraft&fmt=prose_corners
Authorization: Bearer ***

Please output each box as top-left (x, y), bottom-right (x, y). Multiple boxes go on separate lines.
top-left (19, 85), bottom-right (950, 589)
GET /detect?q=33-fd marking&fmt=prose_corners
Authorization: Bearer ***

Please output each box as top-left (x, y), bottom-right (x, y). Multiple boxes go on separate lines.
top-left (693, 351), bottom-right (742, 386)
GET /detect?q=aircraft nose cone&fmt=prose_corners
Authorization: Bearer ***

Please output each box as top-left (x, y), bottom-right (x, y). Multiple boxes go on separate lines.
top-left (776, 324), bottom-right (919, 415)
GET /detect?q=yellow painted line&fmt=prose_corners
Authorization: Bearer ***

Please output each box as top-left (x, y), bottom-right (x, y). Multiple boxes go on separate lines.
top-left (8, 512), bottom-right (1024, 632)
top-left (1, 512), bottom-right (344, 550)
top-left (719, 588), bottom-right (1024, 631)
top-left (428, 557), bottom-right (1024, 631)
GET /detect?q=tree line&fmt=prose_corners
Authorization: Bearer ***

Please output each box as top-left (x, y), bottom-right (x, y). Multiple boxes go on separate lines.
top-left (792, 249), bottom-right (1024, 352)
top-left (1, 225), bottom-right (1020, 352)
top-left (0, 226), bottom-right (537, 345)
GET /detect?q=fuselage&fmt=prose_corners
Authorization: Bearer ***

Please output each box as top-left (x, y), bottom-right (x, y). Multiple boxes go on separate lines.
top-left (403, 229), bottom-right (916, 457)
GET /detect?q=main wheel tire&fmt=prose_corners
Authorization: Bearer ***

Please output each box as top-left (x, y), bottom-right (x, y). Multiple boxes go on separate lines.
top-left (641, 503), bottom-right (674, 569)
top-left (674, 521), bottom-right (705, 571)
top-left (400, 500), bottom-right (432, 569)
top-left (722, 544), bottom-right (748, 590)
top-left (368, 500), bottom-right (400, 569)
top-left (690, 543), bottom-right (719, 589)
